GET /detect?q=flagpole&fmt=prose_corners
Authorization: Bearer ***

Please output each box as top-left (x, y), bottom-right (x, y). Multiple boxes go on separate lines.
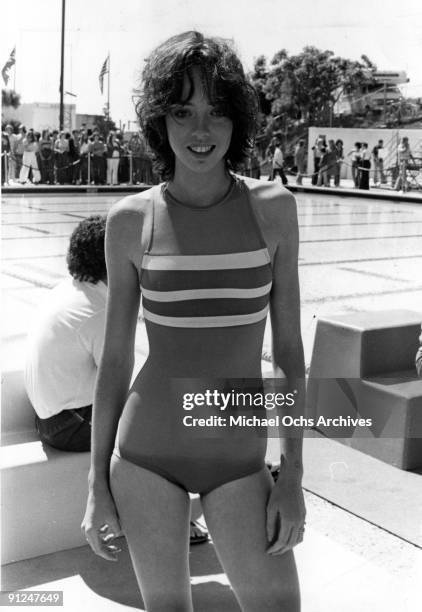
top-left (107, 53), bottom-right (110, 125)
top-left (59, 0), bottom-right (66, 130)
top-left (13, 48), bottom-right (16, 91)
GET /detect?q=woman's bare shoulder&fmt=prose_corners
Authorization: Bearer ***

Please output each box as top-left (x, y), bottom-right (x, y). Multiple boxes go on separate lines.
top-left (240, 176), bottom-right (297, 234)
top-left (108, 186), bottom-right (158, 222)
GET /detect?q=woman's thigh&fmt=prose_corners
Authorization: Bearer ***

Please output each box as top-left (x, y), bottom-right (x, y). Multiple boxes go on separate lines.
top-left (109, 454), bottom-right (193, 611)
top-left (201, 467), bottom-right (300, 612)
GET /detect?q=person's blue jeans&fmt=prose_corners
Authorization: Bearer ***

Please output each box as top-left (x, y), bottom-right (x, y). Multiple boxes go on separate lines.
top-left (35, 406), bottom-right (92, 452)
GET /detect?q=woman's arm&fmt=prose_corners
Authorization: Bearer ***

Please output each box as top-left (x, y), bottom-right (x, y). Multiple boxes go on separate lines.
top-left (89, 202), bottom-right (142, 484)
top-left (82, 199), bottom-right (143, 560)
top-left (266, 190), bottom-right (307, 555)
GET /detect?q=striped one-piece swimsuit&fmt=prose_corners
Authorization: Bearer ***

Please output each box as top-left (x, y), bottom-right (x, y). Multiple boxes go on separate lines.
top-left (114, 176), bottom-right (273, 494)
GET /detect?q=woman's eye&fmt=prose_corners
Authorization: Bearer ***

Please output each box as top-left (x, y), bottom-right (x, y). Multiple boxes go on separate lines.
top-left (211, 108), bottom-right (228, 118)
top-left (172, 108), bottom-right (190, 119)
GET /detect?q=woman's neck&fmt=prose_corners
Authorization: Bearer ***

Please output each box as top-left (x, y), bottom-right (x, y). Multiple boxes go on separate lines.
top-left (168, 163), bottom-right (233, 208)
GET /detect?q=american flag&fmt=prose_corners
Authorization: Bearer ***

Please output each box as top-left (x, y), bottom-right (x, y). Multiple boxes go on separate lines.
top-left (99, 55), bottom-right (109, 94)
top-left (2, 47), bottom-right (16, 86)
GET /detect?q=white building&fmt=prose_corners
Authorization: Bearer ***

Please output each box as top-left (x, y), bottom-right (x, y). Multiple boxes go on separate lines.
top-left (3, 102), bottom-right (76, 131)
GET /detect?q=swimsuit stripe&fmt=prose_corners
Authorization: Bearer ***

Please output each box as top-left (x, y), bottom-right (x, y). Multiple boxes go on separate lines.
top-left (141, 266), bottom-right (272, 291)
top-left (142, 248), bottom-right (270, 271)
top-left (140, 282), bottom-right (273, 302)
top-left (143, 305), bottom-right (269, 328)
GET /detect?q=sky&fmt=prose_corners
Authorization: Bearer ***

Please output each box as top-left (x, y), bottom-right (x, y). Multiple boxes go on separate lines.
top-left (2, 0), bottom-right (422, 127)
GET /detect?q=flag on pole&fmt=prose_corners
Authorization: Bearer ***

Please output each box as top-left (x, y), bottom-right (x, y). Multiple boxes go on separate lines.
top-left (99, 55), bottom-right (109, 94)
top-left (2, 47), bottom-right (16, 86)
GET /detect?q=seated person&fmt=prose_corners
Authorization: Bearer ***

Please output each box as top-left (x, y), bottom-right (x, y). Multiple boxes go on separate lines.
top-left (24, 215), bottom-right (207, 543)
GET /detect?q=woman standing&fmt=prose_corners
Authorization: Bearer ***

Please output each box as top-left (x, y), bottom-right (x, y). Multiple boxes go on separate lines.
top-left (394, 136), bottom-right (414, 192)
top-left (106, 132), bottom-right (121, 185)
top-left (19, 131), bottom-right (41, 184)
top-left (82, 31), bottom-right (306, 611)
top-left (39, 130), bottom-right (55, 185)
top-left (54, 131), bottom-right (69, 184)
top-left (358, 142), bottom-right (371, 190)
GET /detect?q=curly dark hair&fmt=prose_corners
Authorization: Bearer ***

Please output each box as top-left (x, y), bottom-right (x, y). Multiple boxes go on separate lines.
top-left (66, 215), bottom-right (107, 283)
top-left (135, 31), bottom-right (258, 179)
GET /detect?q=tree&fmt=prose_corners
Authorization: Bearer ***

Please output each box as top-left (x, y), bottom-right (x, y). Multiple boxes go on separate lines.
top-left (250, 47), bottom-right (373, 129)
top-left (2, 89), bottom-right (21, 109)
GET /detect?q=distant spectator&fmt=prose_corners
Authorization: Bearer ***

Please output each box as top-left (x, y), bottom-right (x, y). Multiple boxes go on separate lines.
top-left (249, 146), bottom-right (261, 179)
top-left (14, 125), bottom-right (26, 177)
top-left (394, 136), bottom-right (414, 192)
top-left (1, 131), bottom-right (10, 185)
top-left (19, 131), bottom-right (41, 184)
top-left (358, 142), bottom-right (371, 190)
top-left (269, 139), bottom-right (288, 185)
top-left (79, 135), bottom-right (90, 184)
top-left (128, 132), bottom-right (144, 184)
top-left (54, 131), bottom-right (70, 184)
top-left (106, 132), bottom-right (121, 185)
top-left (372, 139), bottom-right (386, 186)
top-left (38, 129), bottom-right (55, 184)
top-left (348, 142), bottom-right (362, 188)
top-left (416, 326), bottom-right (422, 378)
top-left (294, 139), bottom-right (306, 185)
top-left (311, 136), bottom-right (326, 185)
top-left (4, 124), bottom-right (17, 181)
top-left (89, 134), bottom-right (106, 185)
top-left (334, 139), bottom-right (343, 187)
top-left (69, 131), bottom-right (81, 184)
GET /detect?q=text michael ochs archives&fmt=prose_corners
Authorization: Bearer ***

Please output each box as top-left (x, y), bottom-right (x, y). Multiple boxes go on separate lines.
top-left (181, 389), bottom-right (373, 429)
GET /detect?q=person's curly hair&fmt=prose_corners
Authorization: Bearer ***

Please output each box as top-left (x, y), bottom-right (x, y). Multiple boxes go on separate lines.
top-left (135, 31), bottom-right (259, 179)
top-left (66, 215), bottom-right (107, 283)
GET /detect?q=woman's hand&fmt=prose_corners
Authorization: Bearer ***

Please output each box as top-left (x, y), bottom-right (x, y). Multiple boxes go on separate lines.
top-left (81, 482), bottom-right (122, 562)
top-left (266, 476), bottom-right (306, 556)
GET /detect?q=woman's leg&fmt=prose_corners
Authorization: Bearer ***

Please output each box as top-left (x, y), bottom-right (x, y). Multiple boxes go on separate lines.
top-left (201, 467), bottom-right (300, 612)
top-left (109, 454), bottom-right (193, 612)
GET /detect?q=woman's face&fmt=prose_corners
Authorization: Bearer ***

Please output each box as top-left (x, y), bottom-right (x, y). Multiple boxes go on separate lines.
top-left (165, 68), bottom-right (233, 176)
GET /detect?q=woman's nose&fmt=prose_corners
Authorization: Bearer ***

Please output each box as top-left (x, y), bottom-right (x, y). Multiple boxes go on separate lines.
top-left (191, 113), bottom-right (211, 137)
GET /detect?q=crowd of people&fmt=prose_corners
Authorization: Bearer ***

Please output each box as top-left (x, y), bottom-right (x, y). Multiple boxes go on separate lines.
top-left (2, 122), bottom-right (420, 193)
top-left (1, 124), bottom-right (158, 186)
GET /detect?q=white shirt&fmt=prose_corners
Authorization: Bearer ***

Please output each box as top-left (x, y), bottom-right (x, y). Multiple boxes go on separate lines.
top-left (24, 278), bottom-right (107, 418)
top-left (272, 146), bottom-right (284, 169)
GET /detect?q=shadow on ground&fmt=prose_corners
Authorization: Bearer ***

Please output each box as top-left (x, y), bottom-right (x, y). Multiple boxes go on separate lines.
top-left (3, 537), bottom-right (240, 611)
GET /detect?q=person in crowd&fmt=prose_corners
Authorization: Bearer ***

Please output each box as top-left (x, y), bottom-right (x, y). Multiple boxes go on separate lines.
top-left (394, 136), bottom-right (414, 192)
top-left (316, 146), bottom-right (328, 186)
top-left (82, 31), bottom-right (305, 611)
top-left (4, 124), bottom-right (18, 182)
top-left (372, 139), bottom-right (386, 186)
top-left (79, 135), bottom-right (90, 185)
top-left (14, 125), bottom-right (27, 178)
top-left (294, 139), bottom-right (306, 185)
top-left (54, 131), bottom-right (70, 184)
top-left (416, 326), bottom-right (422, 378)
top-left (358, 142), bottom-right (371, 190)
top-left (69, 130), bottom-right (81, 185)
top-left (1, 131), bottom-right (10, 185)
top-left (106, 132), bottom-right (121, 186)
top-left (89, 134), bottom-right (106, 185)
top-left (19, 131), bottom-right (41, 184)
top-left (249, 145), bottom-right (261, 179)
top-left (270, 138), bottom-right (288, 185)
top-left (38, 129), bottom-right (55, 185)
top-left (118, 141), bottom-right (130, 184)
top-left (333, 139), bottom-right (344, 187)
top-left (128, 132), bottom-right (144, 184)
top-left (348, 142), bottom-right (362, 188)
top-left (311, 136), bottom-right (325, 186)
